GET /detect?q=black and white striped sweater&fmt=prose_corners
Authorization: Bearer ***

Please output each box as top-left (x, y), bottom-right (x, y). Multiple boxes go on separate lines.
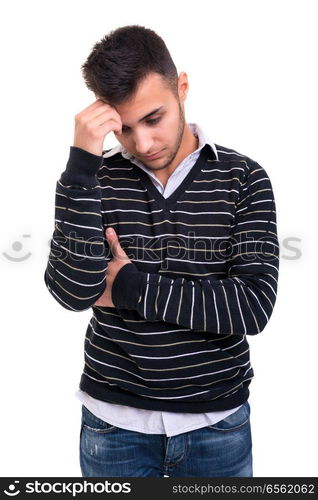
top-left (44, 142), bottom-right (279, 412)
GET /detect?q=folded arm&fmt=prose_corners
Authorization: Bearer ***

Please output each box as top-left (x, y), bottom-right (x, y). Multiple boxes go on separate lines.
top-left (111, 160), bottom-right (279, 335)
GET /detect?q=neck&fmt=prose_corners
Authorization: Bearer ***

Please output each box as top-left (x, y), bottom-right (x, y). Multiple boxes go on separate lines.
top-left (180, 124), bottom-right (199, 160)
top-left (155, 124), bottom-right (199, 186)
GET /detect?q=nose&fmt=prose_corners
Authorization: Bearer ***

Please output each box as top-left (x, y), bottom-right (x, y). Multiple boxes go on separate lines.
top-left (133, 130), bottom-right (154, 155)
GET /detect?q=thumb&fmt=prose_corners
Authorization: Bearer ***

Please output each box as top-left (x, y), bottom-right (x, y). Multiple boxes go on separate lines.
top-left (105, 227), bottom-right (127, 260)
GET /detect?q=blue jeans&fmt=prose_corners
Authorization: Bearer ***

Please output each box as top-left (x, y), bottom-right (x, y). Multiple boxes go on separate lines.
top-left (79, 400), bottom-right (253, 477)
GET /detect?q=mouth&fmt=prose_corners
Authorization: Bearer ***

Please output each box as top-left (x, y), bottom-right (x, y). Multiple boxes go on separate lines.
top-left (141, 149), bottom-right (165, 160)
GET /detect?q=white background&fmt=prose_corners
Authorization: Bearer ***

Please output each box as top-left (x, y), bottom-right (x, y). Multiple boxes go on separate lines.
top-left (1, 0), bottom-right (317, 477)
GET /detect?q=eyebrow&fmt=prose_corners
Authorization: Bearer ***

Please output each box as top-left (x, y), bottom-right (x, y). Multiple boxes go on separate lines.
top-left (122, 106), bottom-right (164, 128)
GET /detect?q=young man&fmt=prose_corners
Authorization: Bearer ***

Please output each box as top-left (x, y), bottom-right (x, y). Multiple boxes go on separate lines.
top-left (44, 25), bottom-right (279, 477)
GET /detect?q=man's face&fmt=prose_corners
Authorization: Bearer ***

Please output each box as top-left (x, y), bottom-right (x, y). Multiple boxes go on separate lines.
top-left (112, 72), bottom-right (187, 172)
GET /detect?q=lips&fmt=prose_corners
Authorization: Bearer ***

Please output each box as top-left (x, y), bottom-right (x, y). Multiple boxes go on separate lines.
top-left (142, 149), bottom-right (164, 159)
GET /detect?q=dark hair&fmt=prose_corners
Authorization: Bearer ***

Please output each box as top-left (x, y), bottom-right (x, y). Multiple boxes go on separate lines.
top-left (81, 25), bottom-right (179, 105)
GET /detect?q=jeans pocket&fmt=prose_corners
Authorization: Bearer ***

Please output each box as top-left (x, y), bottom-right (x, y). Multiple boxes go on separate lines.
top-left (81, 404), bottom-right (117, 434)
top-left (206, 400), bottom-right (250, 432)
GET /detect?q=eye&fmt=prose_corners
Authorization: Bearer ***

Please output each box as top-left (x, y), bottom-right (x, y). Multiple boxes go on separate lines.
top-left (147, 117), bottom-right (161, 126)
top-left (121, 116), bottom-right (161, 134)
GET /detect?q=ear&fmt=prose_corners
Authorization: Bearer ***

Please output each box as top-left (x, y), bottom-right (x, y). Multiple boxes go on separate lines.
top-left (178, 71), bottom-right (189, 102)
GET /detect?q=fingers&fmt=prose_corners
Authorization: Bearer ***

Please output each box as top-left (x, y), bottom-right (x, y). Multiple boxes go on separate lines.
top-left (105, 228), bottom-right (128, 260)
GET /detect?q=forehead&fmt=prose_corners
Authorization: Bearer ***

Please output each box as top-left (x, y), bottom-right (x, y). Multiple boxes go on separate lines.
top-left (114, 73), bottom-right (173, 124)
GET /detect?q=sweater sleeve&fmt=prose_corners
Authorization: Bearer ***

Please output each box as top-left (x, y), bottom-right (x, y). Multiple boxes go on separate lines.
top-left (44, 146), bottom-right (109, 311)
top-left (111, 160), bottom-right (280, 335)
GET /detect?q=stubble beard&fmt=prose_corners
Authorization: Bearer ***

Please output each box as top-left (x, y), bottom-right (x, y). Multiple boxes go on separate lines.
top-left (141, 101), bottom-right (186, 172)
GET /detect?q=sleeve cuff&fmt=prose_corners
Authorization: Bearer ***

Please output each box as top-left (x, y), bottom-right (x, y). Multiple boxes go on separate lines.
top-left (60, 146), bottom-right (104, 187)
top-left (111, 262), bottom-right (145, 310)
